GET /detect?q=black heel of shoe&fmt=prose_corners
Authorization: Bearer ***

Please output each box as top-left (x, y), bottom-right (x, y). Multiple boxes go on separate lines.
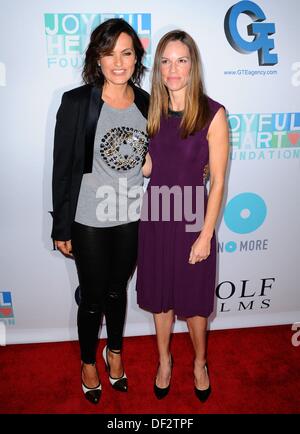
top-left (194, 364), bottom-right (211, 402)
top-left (81, 363), bottom-right (101, 404)
top-left (154, 354), bottom-right (173, 399)
top-left (102, 345), bottom-right (128, 392)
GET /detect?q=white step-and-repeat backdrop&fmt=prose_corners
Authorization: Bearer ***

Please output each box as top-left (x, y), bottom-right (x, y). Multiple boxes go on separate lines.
top-left (1, 0), bottom-right (299, 344)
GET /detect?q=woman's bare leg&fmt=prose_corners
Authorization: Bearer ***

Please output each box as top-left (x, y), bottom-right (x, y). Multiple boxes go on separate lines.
top-left (153, 310), bottom-right (174, 387)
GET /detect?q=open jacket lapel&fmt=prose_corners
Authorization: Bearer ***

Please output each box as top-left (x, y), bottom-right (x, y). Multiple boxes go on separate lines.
top-left (84, 85), bottom-right (103, 173)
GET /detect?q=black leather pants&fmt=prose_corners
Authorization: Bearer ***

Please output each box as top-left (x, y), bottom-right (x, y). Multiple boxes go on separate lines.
top-left (71, 221), bottom-right (139, 364)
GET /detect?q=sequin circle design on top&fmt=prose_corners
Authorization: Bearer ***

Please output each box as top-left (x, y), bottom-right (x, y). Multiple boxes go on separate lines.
top-left (100, 127), bottom-right (148, 171)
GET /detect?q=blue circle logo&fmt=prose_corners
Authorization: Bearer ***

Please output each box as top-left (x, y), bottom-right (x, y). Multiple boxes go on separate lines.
top-left (224, 193), bottom-right (267, 234)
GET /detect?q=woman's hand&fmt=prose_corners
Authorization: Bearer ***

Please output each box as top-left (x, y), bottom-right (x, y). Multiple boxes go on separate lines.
top-left (55, 240), bottom-right (73, 257)
top-left (142, 152), bottom-right (152, 177)
top-left (188, 234), bottom-right (211, 264)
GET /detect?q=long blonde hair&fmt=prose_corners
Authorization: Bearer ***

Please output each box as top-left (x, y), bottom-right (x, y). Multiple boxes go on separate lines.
top-left (148, 30), bottom-right (209, 139)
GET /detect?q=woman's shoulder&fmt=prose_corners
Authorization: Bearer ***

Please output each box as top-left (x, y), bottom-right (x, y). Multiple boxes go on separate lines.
top-left (132, 84), bottom-right (150, 117)
top-left (62, 84), bottom-right (93, 101)
top-left (132, 84), bottom-right (150, 102)
top-left (134, 85), bottom-right (150, 97)
top-left (206, 95), bottom-right (226, 115)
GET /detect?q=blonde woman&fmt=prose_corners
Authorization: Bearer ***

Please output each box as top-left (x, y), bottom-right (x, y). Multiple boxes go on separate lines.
top-left (137, 30), bottom-right (229, 401)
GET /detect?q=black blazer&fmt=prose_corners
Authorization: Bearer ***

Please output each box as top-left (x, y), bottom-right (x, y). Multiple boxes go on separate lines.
top-left (51, 83), bottom-right (149, 241)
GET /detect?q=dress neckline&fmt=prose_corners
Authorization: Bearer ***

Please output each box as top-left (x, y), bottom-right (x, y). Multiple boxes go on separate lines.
top-left (168, 108), bottom-right (184, 118)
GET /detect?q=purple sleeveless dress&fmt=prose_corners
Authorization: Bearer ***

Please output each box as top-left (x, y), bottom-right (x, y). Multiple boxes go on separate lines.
top-left (136, 97), bottom-right (224, 318)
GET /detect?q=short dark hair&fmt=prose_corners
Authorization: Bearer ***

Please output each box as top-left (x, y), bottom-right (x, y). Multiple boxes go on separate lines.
top-left (82, 18), bottom-right (146, 87)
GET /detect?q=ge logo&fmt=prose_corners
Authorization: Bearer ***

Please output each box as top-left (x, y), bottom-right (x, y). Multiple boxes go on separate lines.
top-left (224, 192), bottom-right (267, 234)
top-left (224, 0), bottom-right (278, 66)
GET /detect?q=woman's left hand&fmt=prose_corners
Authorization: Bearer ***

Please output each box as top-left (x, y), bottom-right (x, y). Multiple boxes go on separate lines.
top-left (188, 235), bottom-right (211, 264)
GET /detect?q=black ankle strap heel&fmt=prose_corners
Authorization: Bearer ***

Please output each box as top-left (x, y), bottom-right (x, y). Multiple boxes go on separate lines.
top-left (102, 345), bottom-right (128, 392)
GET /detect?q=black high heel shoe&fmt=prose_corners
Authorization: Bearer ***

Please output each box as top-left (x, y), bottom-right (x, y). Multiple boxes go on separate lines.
top-left (102, 345), bottom-right (128, 392)
top-left (154, 354), bottom-right (173, 399)
top-left (194, 364), bottom-right (211, 402)
top-left (81, 363), bottom-right (102, 404)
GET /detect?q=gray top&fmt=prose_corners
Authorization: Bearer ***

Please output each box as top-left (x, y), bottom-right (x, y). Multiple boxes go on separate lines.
top-left (75, 102), bottom-right (148, 227)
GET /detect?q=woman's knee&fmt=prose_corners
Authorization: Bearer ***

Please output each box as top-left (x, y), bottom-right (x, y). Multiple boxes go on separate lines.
top-left (79, 301), bottom-right (102, 314)
top-left (106, 285), bottom-right (127, 301)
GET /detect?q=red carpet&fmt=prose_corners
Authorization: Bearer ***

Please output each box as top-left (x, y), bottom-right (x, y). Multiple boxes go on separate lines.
top-left (0, 325), bottom-right (299, 414)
